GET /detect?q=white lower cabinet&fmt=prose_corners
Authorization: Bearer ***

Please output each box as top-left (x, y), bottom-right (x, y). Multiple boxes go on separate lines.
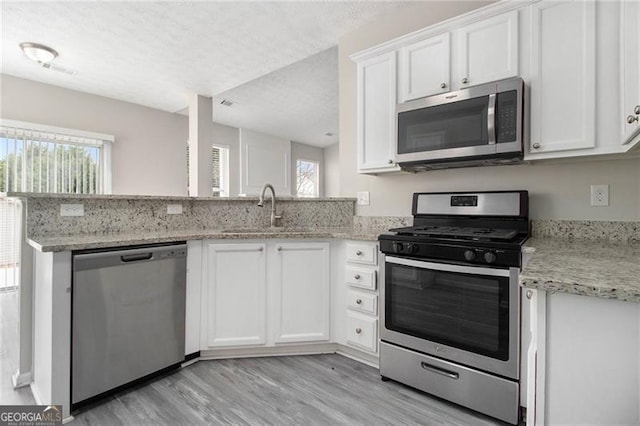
top-left (273, 242), bottom-right (330, 344)
top-left (201, 243), bottom-right (267, 348)
top-left (346, 312), bottom-right (377, 352)
top-left (200, 240), bottom-right (330, 350)
top-left (342, 241), bottom-right (380, 356)
top-left (525, 288), bottom-right (640, 425)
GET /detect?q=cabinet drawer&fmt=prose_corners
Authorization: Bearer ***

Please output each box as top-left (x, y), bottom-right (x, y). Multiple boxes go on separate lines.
top-left (347, 290), bottom-right (377, 316)
top-left (346, 312), bottom-right (378, 353)
top-left (345, 266), bottom-right (376, 290)
top-left (346, 243), bottom-right (378, 265)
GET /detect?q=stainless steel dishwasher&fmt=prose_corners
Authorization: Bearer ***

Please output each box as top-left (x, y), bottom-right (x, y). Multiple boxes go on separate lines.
top-left (71, 242), bottom-right (187, 406)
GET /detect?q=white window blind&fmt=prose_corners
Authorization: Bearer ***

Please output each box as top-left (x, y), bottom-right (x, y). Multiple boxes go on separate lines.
top-left (0, 120), bottom-right (112, 194)
top-left (212, 145), bottom-right (229, 197)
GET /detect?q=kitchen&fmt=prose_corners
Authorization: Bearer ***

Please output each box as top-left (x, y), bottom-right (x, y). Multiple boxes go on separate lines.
top-left (1, 0), bottom-right (639, 425)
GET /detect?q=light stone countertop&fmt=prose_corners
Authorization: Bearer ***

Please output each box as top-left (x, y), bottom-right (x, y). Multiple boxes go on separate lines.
top-left (27, 227), bottom-right (381, 252)
top-left (520, 237), bottom-right (640, 303)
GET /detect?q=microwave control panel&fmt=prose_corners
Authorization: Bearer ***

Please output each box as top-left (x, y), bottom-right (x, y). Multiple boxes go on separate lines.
top-left (496, 90), bottom-right (518, 143)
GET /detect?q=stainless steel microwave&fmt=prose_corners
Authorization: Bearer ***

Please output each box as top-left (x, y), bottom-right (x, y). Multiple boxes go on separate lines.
top-left (395, 77), bottom-right (525, 171)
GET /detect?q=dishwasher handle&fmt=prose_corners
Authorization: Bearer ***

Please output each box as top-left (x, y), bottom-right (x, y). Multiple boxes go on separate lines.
top-left (121, 253), bottom-right (153, 263)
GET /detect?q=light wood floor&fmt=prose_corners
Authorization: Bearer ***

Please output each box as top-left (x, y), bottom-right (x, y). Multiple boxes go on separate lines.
top-left (69, 354), bottom-right (504, 425)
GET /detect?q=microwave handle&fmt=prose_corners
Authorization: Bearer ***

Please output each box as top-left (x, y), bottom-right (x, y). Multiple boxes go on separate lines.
top-left (487, 93), bottom-right (496, 145)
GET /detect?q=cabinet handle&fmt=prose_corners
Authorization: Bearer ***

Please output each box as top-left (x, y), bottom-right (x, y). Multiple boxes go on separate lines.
top-left (461, 78), bottom-right (469, 85)
top-left (526, 290), bottom-right (533, 300)
top-left (354, 274), bottom-right (361, 280)
top-left (440, 82), bottom-right (447, 89)
top-left (387, 159), bottom-right (393, 164)
top-left (356, 298), bottom-right (362, 305)
top-left (277, 246), bottom-right (282, 251)
top-left (635, 105), bottom-right (640, 115)
top-left (258, 247), bottom-right (264, 252)
top-left (532, 143), bottom-right (541, 149)
top-left (355, 328), bottom-right (362, 334)
top-left (628, 115), bottom-right (639, 124)
top-left (355, 250), bottom-right (363, 256)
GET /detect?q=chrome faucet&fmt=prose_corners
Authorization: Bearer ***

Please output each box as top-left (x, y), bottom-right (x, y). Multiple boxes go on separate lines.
top-left (257, 183), bottom-right (282, 227)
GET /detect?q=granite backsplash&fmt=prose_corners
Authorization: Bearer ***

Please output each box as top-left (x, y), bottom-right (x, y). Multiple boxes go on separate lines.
top-left (18, 195), bottom-right (356, 239)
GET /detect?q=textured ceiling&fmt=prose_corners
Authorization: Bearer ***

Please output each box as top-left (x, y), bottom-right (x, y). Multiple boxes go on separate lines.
top-left (1, 1), bottom-right (409, 147)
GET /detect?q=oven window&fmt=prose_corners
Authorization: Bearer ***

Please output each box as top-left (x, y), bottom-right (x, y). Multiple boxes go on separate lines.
top-left (385, 261), bottom-right (509, 360)
top-left (397, 95), bottom-right (489, 154)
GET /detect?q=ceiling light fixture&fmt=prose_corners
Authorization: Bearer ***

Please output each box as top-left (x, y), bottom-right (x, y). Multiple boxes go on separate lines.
top-left (19, 42), bottom-right (58, 64)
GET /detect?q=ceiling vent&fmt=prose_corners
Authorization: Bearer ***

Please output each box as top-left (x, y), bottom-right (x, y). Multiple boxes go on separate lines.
top-left (220, 99), bottom-right (234, 107)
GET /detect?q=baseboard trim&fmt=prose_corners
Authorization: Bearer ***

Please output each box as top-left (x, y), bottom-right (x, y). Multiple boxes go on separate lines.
top-left (199, 342), bottom-right (338, 360)
top-left (11, 370), bottom-right (32, 389)
top-left (336, 344), bottom-right (380, 369)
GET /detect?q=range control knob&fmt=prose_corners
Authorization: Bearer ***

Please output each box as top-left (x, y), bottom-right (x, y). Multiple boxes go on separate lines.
top-left (464, 250), bottom-right (476, 261)
top-left (484, 251), bottom-right (497, 264)
top-left (392, 242), bottom-right (404, 253)
top-left (406, 243), bottom-right (419, 254)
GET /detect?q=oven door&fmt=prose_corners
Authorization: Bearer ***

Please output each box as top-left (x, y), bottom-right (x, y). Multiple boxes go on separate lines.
top-left (380, 254), bottom-right (520, 379)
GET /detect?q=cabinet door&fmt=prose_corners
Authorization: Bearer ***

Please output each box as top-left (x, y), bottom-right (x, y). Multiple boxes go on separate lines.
top-left (273, 242), bottom-right (330, 343)
top-left (202, 243), bottom-right (266, 348)
top-left (529, 0), bottom-right (596, 154)
top-left (399, 33), bottom-right (450, 102)
top-left (621, 0), bottom-right (640, 145)
top-left (455, 10), bottom-right (519, 89)
top-left (357, 52), bottom-right (400, 173)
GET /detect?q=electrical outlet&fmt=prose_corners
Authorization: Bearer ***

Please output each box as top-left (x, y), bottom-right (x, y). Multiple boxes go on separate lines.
top-left (167, 204), bottom-right (183, 214)
top-left (60, 204), bottom-right (84, 217)
top-left (357, 191), bottom-right (370, 206)
top-left (590, 184), bottom-right (609, 206)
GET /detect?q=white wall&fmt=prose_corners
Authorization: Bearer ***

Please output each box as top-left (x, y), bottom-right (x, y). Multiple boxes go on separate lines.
top-left (291, 141), bottom-right (325, 197)
top-left (324, 143), bottom-right (340, 197)
top-left (239, 128), bottom-right (292, 196)
top-left (338, 2), bottom-right (640, 220)
top-left (1, 74), bottom-right (188, 196)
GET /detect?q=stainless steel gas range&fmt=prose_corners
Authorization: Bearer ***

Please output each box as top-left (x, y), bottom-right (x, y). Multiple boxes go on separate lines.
top-left (378, 191), bottom-right (529, 425)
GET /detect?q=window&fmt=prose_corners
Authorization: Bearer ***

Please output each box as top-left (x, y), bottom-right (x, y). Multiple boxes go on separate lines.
top-left (212, 145), bottom-right (229, 197)
top-left (0, 120), bottom-right (112, 194)
top-left (296, 159), bottom-right (319, 198)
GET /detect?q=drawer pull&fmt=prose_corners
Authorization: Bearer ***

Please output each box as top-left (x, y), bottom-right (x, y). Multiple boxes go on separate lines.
top-left (355, 328), bottom-right (362, 334)
top-left (355, 250), bottom-right (363, 256)
top-left (421, 362), bottom-right (459, 380)
top-left (356, 298), bottom-right (362, 305)
top-left (354, 274), bottom-right (361, 280)
top-left (526, 290), bottom-right (533, 300)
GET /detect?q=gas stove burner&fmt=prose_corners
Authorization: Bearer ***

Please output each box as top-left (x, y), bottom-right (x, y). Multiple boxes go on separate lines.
top-left (390, 225), bottom-right (519, 241)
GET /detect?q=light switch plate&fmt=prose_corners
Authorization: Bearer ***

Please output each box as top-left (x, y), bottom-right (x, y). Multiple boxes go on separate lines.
top-left (60, 204), bottom-right (84, 217)
top-left (590, 184), bottom-right (609, 206)
top-left (167, 204), bottom-right (183, 214)
top-left (357, 191), bottom-right (370, 206)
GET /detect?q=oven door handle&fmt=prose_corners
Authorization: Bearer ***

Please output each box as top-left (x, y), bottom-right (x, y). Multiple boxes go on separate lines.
top-left (385, 256), bottom-right (511, 277)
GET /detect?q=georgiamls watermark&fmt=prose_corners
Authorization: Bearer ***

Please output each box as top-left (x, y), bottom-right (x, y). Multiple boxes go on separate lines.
top-left (0, 405), bottom-right (62, 426)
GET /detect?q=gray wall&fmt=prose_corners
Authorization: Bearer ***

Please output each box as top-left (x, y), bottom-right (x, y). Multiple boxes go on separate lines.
top-left (291, 141), bottom-right (325, 197)
top-left (1, 74), bottom-right (189, 196)
top-left (324, 143), bottom-right (340, 197)
top-left (1, 74), bottom-right (325, 198)
top-left (338, 1), bottom-right (640, 220)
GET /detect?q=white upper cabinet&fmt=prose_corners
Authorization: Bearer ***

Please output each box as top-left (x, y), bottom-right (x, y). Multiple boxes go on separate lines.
top-left (454, 10), bottom-right (519, 90)
top-left (621, 0), bottom-right (640, 146)
top-left (356, 52), bottom-right (400, 173)
top-left (398, 33), bottom-right (450, 102)
top-left (528, 0), bottom-right (596, 155)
